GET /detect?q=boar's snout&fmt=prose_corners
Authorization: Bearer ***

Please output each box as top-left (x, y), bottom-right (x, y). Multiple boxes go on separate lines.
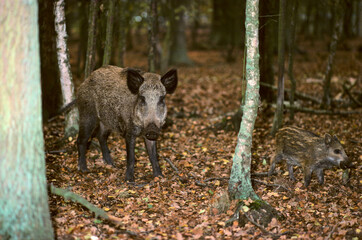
top-left (145, 123), bottom-right (160, 141)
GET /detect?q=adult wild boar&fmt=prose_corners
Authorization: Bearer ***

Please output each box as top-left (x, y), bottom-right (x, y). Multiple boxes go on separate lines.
top-left (76, 66), bottom-right (177, 182)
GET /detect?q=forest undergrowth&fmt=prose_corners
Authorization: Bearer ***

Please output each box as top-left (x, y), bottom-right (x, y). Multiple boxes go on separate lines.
top-left (45, 38), bottom-right (361, 239)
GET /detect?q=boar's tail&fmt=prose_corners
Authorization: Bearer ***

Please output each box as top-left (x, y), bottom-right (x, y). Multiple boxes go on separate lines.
top-left (58, 100), bottom-right (77, 114)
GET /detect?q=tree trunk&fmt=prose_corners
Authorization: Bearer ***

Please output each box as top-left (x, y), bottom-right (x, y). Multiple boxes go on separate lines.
top-left (228, 0), bottom-right (260, 201)
top-left (271, 0), bottom-right (286, 136)
top-left (117, 0), bottom-right (126, 67)
top-left (0, 1), bottom-right (54, 239)
top-left (148, 0), bottom-right (158, 72)
top-left (259, 0), bottom-right (277, 102)
top-left (84, 0), bottom-right (98, 78)
top-left (38, 0), bottom-right (62, 121)
top-left (321, 0), bottom-right (345, 109)
top-left (168, 0), bottom-right (193, 66)
top-left (103, 0), bottom-right (115, 66)
top-left (54, 0), bottom-right (79, 137)
top-left (287, 0), bottom-right (298, 121)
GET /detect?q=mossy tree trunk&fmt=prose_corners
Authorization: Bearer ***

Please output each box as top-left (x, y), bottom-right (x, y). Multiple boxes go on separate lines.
top-left (84, 0), bottom-right (99, 78)
top-left (228, 0), bottom-right (260, 201)
top-left (0, 1), bottom-right (54, 239)
top-left (271, 0), bottom-right (286, 136)
top-left (54, 0), bottom-right (79, 137)
top-left (103, 0), bottom-right (115, 66)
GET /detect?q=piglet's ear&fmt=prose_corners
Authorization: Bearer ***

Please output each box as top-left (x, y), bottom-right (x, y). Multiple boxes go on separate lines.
top-left (161, 69), bottom-right (178, 94)
top-left (324, 133), bottom-right (332, 145)
top-left (127, 68), bottom-right (144, 94)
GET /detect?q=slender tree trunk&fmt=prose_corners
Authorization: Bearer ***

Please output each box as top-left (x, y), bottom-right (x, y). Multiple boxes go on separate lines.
top-left (38, 0), bottom-right (62, 121)
top-left (84, 0), bottom-right (98, 78)
top-left (54, 0), bottom-right (79, 137)
top-left (103, 0), bottom-right (115, 66)
top-left (148, 0), bottom-right (157, 72)
top-left (271, 0), bottom-right (286, 136)
top-left (117, 0), bottom-right (126, 67)
top-left (287, 0), bottom-right (298, 121)
top-left (321, 0), bottom-right (344, 109)
top-left (0, 1), bottom-right (54, 239)
top-left (228, 0), bottom-right (260, 201)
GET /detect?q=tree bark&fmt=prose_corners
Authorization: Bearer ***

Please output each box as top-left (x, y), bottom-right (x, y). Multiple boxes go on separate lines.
top-left (287, 0), bottom-right (298, 121)
top-left (84, 0), bottom-right (98, 78)
top-left (228, 0), bottom-right (260, 201)
top-left (0, 1), bottom-right (54, 239)
top-left (148, 0), bottom-right (158, 72)
top-left (103, 0), bottom-right (115, 66)
top-left (321, 0), bottom-right (344, 109)
top-left (54, 0), bottom-right (79, 137)
top-left (271, 0), bottom-right (286, 136)
top-left (38, 0), bottom-right (62, 121)
top-left (117, 0), bottom-right (126, 67)
top-left (168, 0), bottom-right (193, 66)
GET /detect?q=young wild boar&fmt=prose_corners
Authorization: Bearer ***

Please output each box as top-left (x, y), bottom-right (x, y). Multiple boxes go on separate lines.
top-left (76, 66), bottom-right (177, 182)
top-left (268, 126), bottom-right (351, 187)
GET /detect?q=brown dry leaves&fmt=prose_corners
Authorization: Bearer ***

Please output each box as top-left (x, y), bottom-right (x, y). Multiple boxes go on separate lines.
top-left (45, 41), bottom-right (361, 239)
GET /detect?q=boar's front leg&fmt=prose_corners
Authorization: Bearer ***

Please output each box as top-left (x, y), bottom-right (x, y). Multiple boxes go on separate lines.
top-left (315, 168), bottom-right (324, 185)
top-left (304, 167), bottom-right (313, 187)
top-left (125, 133), bottom-right (136, 182)
top-left (144, 138), bottom-right (163, 178)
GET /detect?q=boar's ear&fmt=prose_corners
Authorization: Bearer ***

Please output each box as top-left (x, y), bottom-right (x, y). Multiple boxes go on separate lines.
top-left (324, 134), bottom-right (332, 145)
top-left (333, 135), bottom-right (339, 142)
top-left (127, 69), bottom-right (144, 94)
top-left (161, 69), bottom-right (178, 94)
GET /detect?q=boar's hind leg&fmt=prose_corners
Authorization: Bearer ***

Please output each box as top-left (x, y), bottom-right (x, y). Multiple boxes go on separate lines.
top-left (287, 164), bottom-right (297, 181)
top-left (77, 116), bottom-right (97, 172)
top-left (96, 122), bottom-right (114, 167)
top-left (144, 138), bottom-right (163, 178)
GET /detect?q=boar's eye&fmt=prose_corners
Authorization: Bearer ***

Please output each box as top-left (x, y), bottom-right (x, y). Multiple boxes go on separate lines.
top-left (139, 95), bottom-right (146, 104)
top-left (334, 149), bottom-right (341, 154)
top-left (159, 95), bottom-right (165, 104)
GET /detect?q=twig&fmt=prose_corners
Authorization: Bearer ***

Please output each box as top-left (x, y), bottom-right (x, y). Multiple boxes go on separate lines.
top-left (46, 149), bottom-right (67, 154)
top-left (50, 184), bottom-right (123, 224)
top-left (260, 82), bottom-right (321, 104)
top-left (326, 223), bottom-right (338, 240)
top-left (239, 205), bottom-right (275, 236)
top-left (285, 105), bottom-right (362, 115)
top-left (164, 157), bottom-right (180, 173)
top-left (252, 179), bottom-right (291, 192)
top-left (204, 177), bottom-right (229, 182)
top-left (343, 83), bottom-right (362, 107)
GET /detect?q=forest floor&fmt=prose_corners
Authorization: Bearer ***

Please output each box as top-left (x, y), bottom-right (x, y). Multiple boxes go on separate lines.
top-left (45, 38), bottom-right (361, 239)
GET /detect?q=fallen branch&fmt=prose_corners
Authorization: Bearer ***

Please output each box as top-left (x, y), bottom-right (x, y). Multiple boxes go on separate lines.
top-left (50, 184), bottom-right (123, 224)
top-left (240, 206), bottom-right (275, 235)
top-left (252, 179), bottom-right (291, 192)
top-left (164, 158), bottom-right (188, 183)
top-left (343, 83), bottom-right (362, 107)
top-left (285, 105), bottom-right (362, 115)
top-left (260, 82), bottom-right (321, 104)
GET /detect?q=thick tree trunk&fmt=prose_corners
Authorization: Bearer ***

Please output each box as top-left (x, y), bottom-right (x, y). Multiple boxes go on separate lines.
top-left (228, 0), bottom-right (260, 201)
top-left (271, 0), bottom-right (286, 136)
top-left (54, 0), bottom-right (79, 137)
top-left (103, 0), bottom-right (115, 66)
top-left (84, 0), bottom-right (98, 78)
top-left (0, 1), bottom-right (54, 239)
top-left (168, 0), bottom-right (193, 66)
top-left (321, 0), bottom-right (344, 109)
top-left (38, 0), bottom-right (62, 121)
